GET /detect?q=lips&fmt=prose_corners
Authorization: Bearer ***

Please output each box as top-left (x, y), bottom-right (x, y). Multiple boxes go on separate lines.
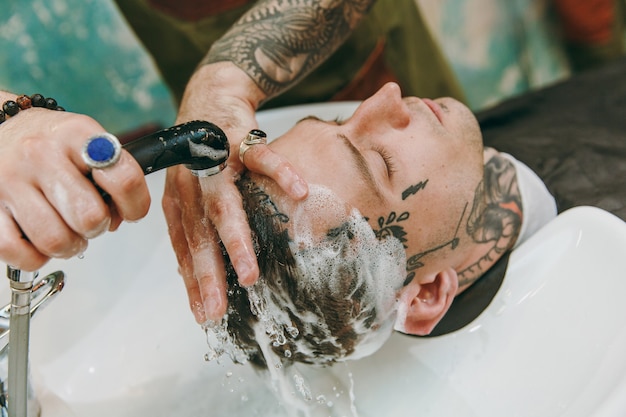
top-left (422, 98), bottom-right (444, 124)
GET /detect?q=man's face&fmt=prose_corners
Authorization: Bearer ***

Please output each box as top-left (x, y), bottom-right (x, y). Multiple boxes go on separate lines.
top-left (267, 82), bottom-right (484, 278)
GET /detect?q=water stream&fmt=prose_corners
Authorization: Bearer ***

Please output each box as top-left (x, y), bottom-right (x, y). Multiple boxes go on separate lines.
top-left (197, 181), bottom-right (406, 417)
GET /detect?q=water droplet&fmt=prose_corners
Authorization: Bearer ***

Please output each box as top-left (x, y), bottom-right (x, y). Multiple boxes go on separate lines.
top-left (293, 374), bottom-right (312, 401)
top-left (286, 326), bottom-right (299, 338)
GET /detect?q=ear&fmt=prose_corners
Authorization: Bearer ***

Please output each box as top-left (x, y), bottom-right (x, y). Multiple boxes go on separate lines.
top-left (396, 268), bottom-right (459, 336)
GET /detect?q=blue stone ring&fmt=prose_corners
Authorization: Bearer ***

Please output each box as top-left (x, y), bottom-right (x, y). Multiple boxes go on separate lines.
top-left (81, 132), bottom-right (122, 169)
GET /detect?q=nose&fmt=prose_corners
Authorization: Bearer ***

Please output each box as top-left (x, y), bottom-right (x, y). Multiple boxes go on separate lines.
top-left (349, 82), bottom-right (411, 131)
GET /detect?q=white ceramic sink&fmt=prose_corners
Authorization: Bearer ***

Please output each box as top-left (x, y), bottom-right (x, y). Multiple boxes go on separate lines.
top-left (1, 103), bottom-right (625, 417)
top-left (346, 204), bottom-right (626, 417)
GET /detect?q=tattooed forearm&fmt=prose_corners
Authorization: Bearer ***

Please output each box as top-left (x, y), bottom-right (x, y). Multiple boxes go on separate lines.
top-left (204, 0), bottom-right (376, 98)
top-left (458, 154), bottom-right (523, 287)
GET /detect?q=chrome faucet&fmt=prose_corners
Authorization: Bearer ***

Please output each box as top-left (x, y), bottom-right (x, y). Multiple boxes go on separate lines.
top-left (1, 269), bottom-right (65, 417)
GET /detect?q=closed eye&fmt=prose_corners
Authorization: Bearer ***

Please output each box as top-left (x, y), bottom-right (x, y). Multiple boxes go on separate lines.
top-left (373, 145), bottom-right (397, 177)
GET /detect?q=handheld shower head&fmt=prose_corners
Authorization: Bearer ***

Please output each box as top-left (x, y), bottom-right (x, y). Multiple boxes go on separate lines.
top-left (122, 120), bottom-right (230, 177)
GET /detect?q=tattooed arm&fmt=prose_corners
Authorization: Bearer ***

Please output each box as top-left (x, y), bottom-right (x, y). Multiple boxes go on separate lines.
top-left (204, 0), bottom-right (375, 99)
top-left (178, 0), bottom-right (376, 123)
top-left (164, 0), bottom-right (376, 323)
top-left (456, 148), bottom-right (524, 291)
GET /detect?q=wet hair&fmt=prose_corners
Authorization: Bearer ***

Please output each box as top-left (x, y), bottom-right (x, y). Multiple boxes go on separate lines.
top-left (212, 175), bottom-right (405, 370)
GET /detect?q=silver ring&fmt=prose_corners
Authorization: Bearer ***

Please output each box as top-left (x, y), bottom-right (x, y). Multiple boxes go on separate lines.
top-left (238, 129), bottom-right (267, 164)
top-left (82, 132), bottom-right (122, 169)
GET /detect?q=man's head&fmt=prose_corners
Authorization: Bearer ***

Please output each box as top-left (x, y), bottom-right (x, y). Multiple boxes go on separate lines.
top-left (263, 82), bottom-right (485, 335)
top-left (209, 82), bottom-right (486, 368)
top-left (217, 176), bottom-right (406, 369)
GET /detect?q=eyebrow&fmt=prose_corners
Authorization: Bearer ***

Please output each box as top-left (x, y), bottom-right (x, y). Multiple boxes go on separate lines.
top-left (337, 133), bottom-right (385, 203)
top-left (296, 115), bottom-right (385, 201)
top-left (296, 115), bottom-right (385, 203)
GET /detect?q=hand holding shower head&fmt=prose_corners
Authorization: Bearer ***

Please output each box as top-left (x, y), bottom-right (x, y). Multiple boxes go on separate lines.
top-left (4, 120), bottom-right (230, 417)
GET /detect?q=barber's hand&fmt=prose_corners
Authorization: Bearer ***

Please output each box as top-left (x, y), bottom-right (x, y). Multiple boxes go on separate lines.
top-left (0, 109), bottom-right (150, 271)
top-left (162, 63), bottom-right (309, 323)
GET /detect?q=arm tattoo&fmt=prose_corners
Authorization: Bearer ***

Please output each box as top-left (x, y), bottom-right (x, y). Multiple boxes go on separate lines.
top-left (458, 154), bottom-right (523, 287)
top-left (204, 0), bottom-right (376, 98)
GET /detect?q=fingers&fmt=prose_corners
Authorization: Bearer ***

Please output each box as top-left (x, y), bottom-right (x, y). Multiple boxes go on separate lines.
top-left (240, 143), bottom-right (308, 200)
top-left (162, 177), bottom-right (208, 323)
top-left (89, 150), bottom-right (151, 223)
top-left (188, 227), bottom-right (228, 323)
top-left (36, 156), bottom-right (114, 239)
top-left (163, 166), bottom-right (229, 323)
top-left (28, 123), bottom-right (149, 237)
top-left (0, 110), bottom-right (150, 269)
top-left (8, 186), bottom-right (89, 260)
top-left (0, 206), bottom-right (51, 271)
top-left (201, 167), bottom-right (259, 286)
top-left (162, 165), bottom-right (259, 323)
top-left (162, 137), bottom-right (308, 324)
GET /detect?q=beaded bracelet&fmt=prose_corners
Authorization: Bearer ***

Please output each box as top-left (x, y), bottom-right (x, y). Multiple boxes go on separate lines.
top-left (0, 94), bottom-right (65, 124)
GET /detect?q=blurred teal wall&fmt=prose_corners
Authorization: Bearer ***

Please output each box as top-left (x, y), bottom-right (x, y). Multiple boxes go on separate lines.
top-left (418, 0), bottom-right (570, 110)
top-left (0, 0), bottom-right (176, 135)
